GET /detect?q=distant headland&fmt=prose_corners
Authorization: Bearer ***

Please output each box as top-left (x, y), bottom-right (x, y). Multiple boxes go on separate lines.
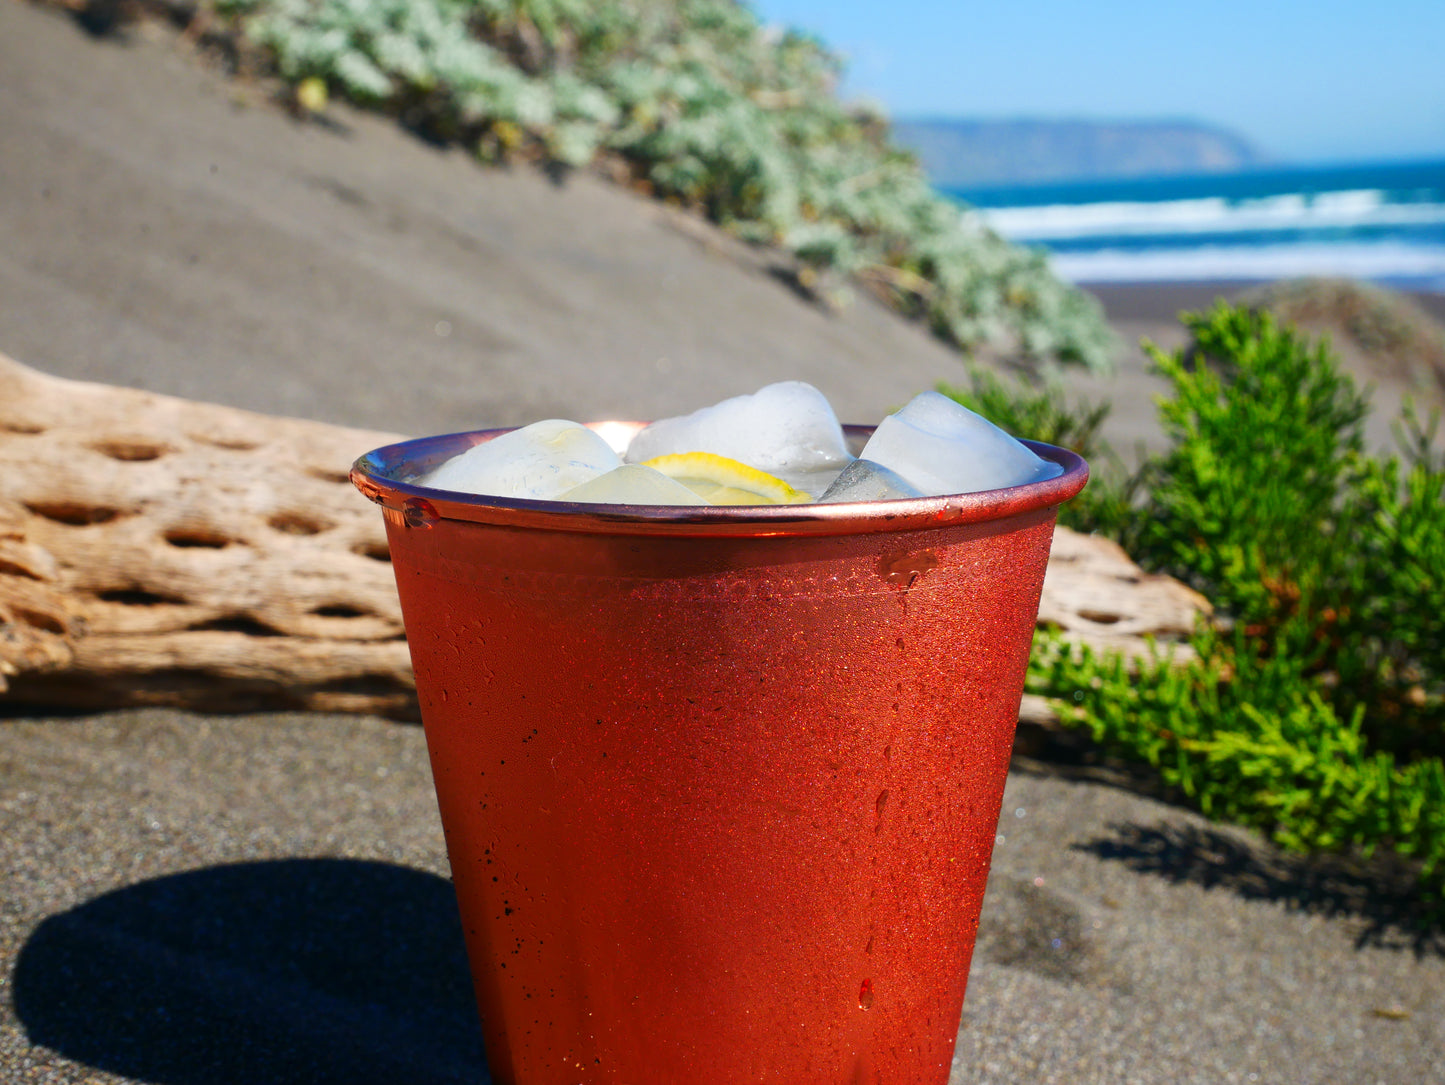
top-left (891, 117), bottom-right (1268, 188)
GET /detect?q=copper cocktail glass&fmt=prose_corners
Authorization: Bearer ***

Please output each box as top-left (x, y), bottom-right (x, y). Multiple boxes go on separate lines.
top-left (352, 424), bottom-right (1086, 1085)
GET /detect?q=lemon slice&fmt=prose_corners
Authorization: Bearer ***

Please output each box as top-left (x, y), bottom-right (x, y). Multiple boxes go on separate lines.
top-left (640, 452), bottom-right (813, 505)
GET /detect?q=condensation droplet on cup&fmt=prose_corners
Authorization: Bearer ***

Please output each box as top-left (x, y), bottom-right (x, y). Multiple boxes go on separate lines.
top-left (403, 498), bottom-right (439, 529)
top-left (858, 978), bottom-right (875, 1009)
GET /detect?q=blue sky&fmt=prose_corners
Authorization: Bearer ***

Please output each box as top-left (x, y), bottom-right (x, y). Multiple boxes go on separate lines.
top-left (750, 1), bottom-right (1445, 164)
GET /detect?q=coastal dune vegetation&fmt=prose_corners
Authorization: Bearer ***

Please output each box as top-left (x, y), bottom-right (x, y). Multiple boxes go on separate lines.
top-left (184, 0), bottom-right (1116, 370)
top-left (949, 303), bottom-right (1445, 913)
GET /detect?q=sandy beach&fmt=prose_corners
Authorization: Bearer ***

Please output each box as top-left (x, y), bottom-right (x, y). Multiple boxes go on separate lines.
top-left (2, 3), bottom-right (1443, 1082)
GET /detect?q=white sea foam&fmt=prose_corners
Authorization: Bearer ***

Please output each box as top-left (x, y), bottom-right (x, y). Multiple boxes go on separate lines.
top-left (972, 190), bottom-right (1445, 241)
top-left (1048, 241), bottom-right (1445, 286)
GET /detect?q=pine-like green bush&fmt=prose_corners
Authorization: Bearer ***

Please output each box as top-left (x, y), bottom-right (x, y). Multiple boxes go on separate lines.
top-left (1032, 631), bottom-right (1445, 887)
top-left (1025, 302), bottom-right (1445, 906)
top-left (204, 0), bottom-right (1113, 370)
top-left (1133, 305), bottom-right (1445, 764)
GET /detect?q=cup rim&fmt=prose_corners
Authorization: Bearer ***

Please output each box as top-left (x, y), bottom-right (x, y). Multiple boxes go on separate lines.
top-left (351, 422), bottom-right (1088, 538)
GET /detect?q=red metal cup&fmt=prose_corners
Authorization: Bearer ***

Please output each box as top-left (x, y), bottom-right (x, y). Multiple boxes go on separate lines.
top-left (353, 424), bottom-right (1086, 1085)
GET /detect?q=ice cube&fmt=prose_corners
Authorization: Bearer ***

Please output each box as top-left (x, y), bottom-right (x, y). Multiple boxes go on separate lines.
top-left (859, 391), bottom-right (1063, 496)
top-left (423, 420), bottom-right (620, 499)
top-left (624, 381), bottom-right (852, 490)
top-left (818, 459), bottom-right (924, 503)
top-left (559, 464), bottom-right (703, 506)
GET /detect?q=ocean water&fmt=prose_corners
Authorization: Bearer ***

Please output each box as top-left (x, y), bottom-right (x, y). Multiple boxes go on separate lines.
top-left (943, 159), bottom-right (1445, 291)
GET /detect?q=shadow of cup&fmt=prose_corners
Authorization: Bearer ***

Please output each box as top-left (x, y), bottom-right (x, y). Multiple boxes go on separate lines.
top-left (13, 858), bottom-right (490, 1084)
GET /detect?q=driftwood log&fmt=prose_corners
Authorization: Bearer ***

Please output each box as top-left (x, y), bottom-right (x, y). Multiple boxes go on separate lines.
top-left (0, 353), bottom-right (1208, 721)
top-left (1020, 527), bottom-right (1209, 730)
top-left (0, 353), bottom-right (413, 717)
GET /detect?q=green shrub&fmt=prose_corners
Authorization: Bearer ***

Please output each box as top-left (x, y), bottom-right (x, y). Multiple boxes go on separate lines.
top-left (1031, 631), bottom-right (1445, 891)
top-left (1130, 304), bottom-right (1445, 763)
top-left (1329, 411), bottom-right (1445, 758)
top-left (1025, 302), bottom-right (1445, 904)
top-left (203, 0), bottom-right (1114, 371)
top-left (1131, 305), bottom-right (1372, 622)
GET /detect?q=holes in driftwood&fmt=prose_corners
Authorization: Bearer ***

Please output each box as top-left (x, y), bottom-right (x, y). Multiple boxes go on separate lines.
top-left (13, 607), bottom-right (67, 635)
top-left (0, 558), bottom-right (44, 581)
top-left (312, 603), bottom-right (371, 620)
top-left (1076, 609), bottom-right (1124, 626)
top-left (96, 588), bottom-right (184, 606)
top-left (353, 541), bottom-right (391, 563)
top-left (2, 421), bottom-right (44, 435)
top-left (190, 433), bottom-right (260, 451)
top-left (307, 466), bottom-right (352, 485)
top-left (24, 501), bottom-right (120, 526)
top-left (91, 440), bottom-right (168, 462)
top-left (188, 616), bottom-right (284, 637)
top-left (268, 512), bottom-right (332, 536)
top-left (163, 528), bottom-right (233, 549)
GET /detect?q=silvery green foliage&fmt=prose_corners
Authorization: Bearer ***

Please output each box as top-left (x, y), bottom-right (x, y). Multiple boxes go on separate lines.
top-left (220, 0), bottom-right (1113, 370)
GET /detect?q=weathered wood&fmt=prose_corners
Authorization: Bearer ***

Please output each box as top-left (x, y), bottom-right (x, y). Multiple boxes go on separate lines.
top-left (0, 352), bottom-right (415, 717)
top-left (1021, 523), bottom-right (1210, 733)
top-left (0, 353), bottom-right (1209, 721)
top-left (1037, 524), bottom-right (1209, 655)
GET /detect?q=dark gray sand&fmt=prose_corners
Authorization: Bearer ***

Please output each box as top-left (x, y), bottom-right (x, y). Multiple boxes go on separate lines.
top-left (4, 712), bottom-right (1442, 1084)
top-left (2, 3), bottom-right (1445, 1083)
